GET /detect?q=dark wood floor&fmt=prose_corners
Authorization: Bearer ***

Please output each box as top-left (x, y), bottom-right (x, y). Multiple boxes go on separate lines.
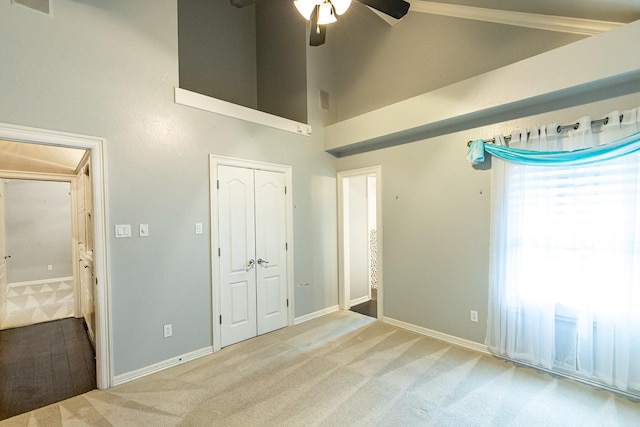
top-left (0, 317), bottom-right (96, 420)
top-left (350, 289), bottom-right (377, 318)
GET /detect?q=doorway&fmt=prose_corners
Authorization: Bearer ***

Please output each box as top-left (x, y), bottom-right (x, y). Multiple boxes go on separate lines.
top-left (338, 166), bottom-right (382, 319)
top-left (0, 122), bottom-right (111, 390)
top-left (0, 179), bottom-right (75, 330)
top-left (210, 156), bottom-right (294, 351)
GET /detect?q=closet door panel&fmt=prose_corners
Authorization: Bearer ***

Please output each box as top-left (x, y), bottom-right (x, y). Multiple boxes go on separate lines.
top-left (218, 165), bottom-right (257, 347)
top-left (254, 169), bottom-right (287, 335)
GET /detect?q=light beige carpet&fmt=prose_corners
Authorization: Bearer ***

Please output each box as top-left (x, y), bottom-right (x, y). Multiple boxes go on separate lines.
top-left (2, 310), bottom-right (640, 426)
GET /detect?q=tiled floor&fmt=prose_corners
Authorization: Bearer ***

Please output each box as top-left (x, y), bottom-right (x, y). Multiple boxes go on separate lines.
top-left (350, 288), bottom-right (377, 318)
top-left (0, 317), bottom-right (96, 420)
top-left (1, 279), bottom-right (74, 330)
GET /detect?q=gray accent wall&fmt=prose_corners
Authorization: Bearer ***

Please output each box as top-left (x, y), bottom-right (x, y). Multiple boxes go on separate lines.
top-left (256, 0), bottom-right (307, 123)
top-left (178, 0), bottom-right (308, 123)
top-left (4, 180), bottom-right (72, 283)
top-left (0, 0), bottom-right (337, 376)
top-left (178, 0), bottom-right (258, 109)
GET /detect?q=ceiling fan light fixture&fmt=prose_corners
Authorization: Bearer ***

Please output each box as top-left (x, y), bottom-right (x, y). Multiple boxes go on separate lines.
top-left (331, 0), bottom-right (351, 15)
top-left (293, 0), bottom-right (318, 20)
top-left (317, 2), bottom-right (337, 25)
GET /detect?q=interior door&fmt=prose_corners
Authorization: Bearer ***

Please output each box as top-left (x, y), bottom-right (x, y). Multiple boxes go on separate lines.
top-left (0, 181), bottom-right (7, 321)
top-left (254, 170), bottom-right (287, 335)
top-left (218, 165), bottom-right (257, 347)
top-left (218, 166), bottom-right (288, 347)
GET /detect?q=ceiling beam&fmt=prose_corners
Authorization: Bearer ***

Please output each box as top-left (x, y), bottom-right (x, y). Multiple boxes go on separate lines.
top-left (410, 1), bottom-right (623, 36)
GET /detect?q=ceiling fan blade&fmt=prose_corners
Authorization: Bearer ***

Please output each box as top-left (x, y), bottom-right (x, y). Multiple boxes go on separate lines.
top-left (309, 6), bottom-right (327, 47)
top-left (357, 0), bottom-right (410, 19)
top-left (230, 0), bottom-right (256, 8)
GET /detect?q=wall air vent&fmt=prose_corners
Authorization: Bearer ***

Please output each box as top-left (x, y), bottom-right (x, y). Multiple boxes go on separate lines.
top-left (12, 0), bottom-right (51, 15)
top-left (319, 90), bottom-right (330, 111)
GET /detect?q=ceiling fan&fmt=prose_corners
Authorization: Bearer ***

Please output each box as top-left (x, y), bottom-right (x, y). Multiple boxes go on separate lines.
top-left (230, 0), bottom-right (411, 46)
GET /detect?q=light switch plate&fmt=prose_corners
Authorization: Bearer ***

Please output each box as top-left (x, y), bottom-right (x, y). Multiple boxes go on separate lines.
top-left (139, 224), bottom-right (149, 237)
top-left (115, 224), bottom-right (131, 238)
top-left (195, 223), bottom-right (203, 235)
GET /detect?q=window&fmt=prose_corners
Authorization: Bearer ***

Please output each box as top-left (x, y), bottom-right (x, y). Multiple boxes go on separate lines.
top-left (485, 111), bottom-right (640, 395)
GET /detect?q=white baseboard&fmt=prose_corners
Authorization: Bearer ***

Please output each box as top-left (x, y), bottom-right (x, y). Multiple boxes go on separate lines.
top-left (112, 346), bottom-right (213, 386)
top-left (350, 295), bottom-right (370, 306)
top-left (382, 316), bottom-right (490, 355)
top-left (8, 276), bottom-right (74, 288)
top-left (294, 305), bottom-right (340, 325)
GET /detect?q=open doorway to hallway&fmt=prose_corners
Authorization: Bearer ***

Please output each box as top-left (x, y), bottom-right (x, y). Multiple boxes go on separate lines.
top-left (0, 124), bottom-right (110, 419)
top-left (338, 166), bottom-right (382, 320)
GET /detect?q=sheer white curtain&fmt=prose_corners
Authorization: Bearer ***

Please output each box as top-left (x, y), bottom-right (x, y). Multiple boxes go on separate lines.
top-left (486, 108), bottom-right (640, 395)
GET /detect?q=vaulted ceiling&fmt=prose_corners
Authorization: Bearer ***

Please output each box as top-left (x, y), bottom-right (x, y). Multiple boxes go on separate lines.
top-left (5, 0), bottom-right (639, 175)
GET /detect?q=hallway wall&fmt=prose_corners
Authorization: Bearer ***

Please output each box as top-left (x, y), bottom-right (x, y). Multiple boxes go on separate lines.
top-left (4, 180), bottom-right (72, 284)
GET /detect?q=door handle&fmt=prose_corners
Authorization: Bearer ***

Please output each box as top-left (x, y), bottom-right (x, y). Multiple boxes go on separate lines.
top-left (257, 258), bottom-right (269, 266)
top-left (3, 255), bottom-right (10, 260)
top-left (246, 259), bottom-right (255, 271)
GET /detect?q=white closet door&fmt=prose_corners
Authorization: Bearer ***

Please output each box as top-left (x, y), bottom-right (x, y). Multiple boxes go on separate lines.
top-left (218, 165), bottom-right (257, 347)
top-left (0, 181), bottom-right (6, 325)
top-left (254, 169), bottom-right (288, 335)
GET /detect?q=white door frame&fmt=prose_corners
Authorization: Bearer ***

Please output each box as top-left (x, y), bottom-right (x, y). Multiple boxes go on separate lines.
top-left (0, 122), bottom-right (112, 389)
top-left (337, 166), bottom-right (383, 318)
top-left (209, 155), bottom-right (294, 352)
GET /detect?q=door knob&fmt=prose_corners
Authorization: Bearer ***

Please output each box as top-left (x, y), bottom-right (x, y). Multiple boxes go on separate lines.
top-left (3, 255), bottom-right (10, 260)
top-left (257, 258), bottom-right (269, 266)
top-left (246, 259), bottom-right (255, 270)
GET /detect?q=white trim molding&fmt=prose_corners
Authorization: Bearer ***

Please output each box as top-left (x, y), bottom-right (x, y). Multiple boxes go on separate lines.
top-left (410, 1), bottom-right (623, 36)
top-left (174, 87), bottom-right (312, 137)
top-left (0, 122), bottom-right (112, 390)
top-left (350, 295), bottom-right (370, 306)
top-left (294, 305), bottom-right (340, 325)
top-left (382, 316), bottom-right (490, 355)
top-left (113, 346), bottom-right (213, 386)
top-left (337, 166), bottom-right (383, 318)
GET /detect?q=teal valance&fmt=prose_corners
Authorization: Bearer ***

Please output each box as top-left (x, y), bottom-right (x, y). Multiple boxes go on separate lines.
top-left (467, 131), bottom-right (640, 166)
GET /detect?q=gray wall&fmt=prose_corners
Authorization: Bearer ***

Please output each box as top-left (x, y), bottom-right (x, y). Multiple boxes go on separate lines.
top-left (178, 0), bottom-right (258, 109)
top-left (0, 0), bottom-right (337, 376)
top-left (336, 92), bottom-right (640, 344)
top-left (4, 180), bottom-right (72, 283)
top-left (256, 0), bottom-right (307, 123)
top-left (347, 175), bottom-right (369, 302)
top-left (179, 0), bottom-right (308, 123)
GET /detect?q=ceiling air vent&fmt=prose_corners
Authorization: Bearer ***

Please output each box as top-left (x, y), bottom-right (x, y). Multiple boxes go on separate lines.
top-left (12, 0), bottom-right (51, 15)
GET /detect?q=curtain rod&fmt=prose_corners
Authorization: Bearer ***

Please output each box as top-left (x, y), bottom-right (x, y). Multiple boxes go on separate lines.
top-left (466, 115), bottom-right (622, 147)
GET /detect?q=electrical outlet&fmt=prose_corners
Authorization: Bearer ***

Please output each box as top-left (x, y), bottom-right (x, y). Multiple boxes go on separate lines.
top-left (47, 264), bottom-right (53, 271)
top-left (163, 324), bottom-right (172, 338)
top-left (470, 310), bottom-right (479, 323)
